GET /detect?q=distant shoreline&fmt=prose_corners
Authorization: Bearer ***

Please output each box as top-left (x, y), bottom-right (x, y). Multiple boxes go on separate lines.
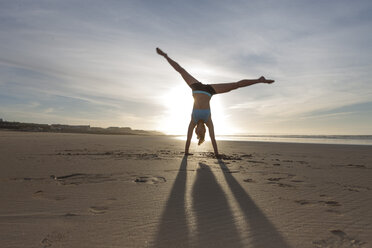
top-left (173, 134), bottom-right (372, 146)
top-left (0, 120), bottom-right (163, 136)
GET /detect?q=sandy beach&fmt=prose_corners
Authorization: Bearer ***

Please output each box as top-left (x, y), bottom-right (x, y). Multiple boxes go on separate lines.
top-left (0, 130), bottom-right (371, 248)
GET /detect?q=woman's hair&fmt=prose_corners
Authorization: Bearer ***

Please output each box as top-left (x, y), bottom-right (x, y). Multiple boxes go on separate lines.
top-left (195, 121), bottom-right (206, 145)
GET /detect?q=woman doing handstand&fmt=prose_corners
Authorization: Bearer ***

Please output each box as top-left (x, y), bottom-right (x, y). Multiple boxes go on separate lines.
top-left (156, 48), bottom-right (274, 158)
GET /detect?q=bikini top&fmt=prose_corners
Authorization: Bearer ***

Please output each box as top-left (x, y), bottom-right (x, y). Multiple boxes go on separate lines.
top-left (190, 82), bottom-right (216, 97)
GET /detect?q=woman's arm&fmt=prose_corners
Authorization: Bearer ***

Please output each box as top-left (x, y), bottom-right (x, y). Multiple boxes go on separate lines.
top-left (206, 119), bottom-right (219, 157)
top-left (156, 47), bottom-right (199, 86)
top-left (185, 120), bottom-right (196, 155)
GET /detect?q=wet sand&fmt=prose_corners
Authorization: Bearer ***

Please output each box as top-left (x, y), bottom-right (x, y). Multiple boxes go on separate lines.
top-left (0, 130), bottom-right (371, 247)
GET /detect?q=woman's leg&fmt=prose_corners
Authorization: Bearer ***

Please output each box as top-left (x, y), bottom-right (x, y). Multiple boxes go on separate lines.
top-left (211, 77), bottom-right (274, 94)
top-left (210, 82), bottom-right (242, 94)
top-left (157, 48), bottom-right (199, 86)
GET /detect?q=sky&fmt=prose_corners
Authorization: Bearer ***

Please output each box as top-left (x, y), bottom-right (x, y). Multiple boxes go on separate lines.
top-left (1, 0), bottom-right (372, 135)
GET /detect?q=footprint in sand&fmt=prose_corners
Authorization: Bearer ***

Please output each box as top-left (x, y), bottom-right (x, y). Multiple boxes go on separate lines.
top-left (241, 154), bottom-right (253, 158)
top-left (40, 232), bottom-right (65, 248)
top-left (204, 152), bottom-right (242, 160)
top-left (267, 177), bottom-right (284, 181)
top-left (88, 198), bottom-right (118, 215)
top-left (223, 170), bottom-right (240, 174)
top-left (32, 190), bottom-right (66, 201)
top-left (134, 176), bottom-right (166, 184)
top-left (295, 199), bottom-right (341, 207)
top-left (291, 179), bottom-right (304, 183)
top-left (89, 206), bottom-right (108, 215)
top-left (296, 160), bottom-right (309, 164)
top-left (277, 183), bottom-right (295, 188)
top-left (325, 209), bottom-right (341, 214)
top-left (10, 176), bottom-right (45, 182)
top-left (318, 200), bottom-right (341, 207)
top-left (313, 229), bottom-right (365, 247)
top-left (343, 184), bottom-right (371, 192)
top-left (214, 161), bottom-right (231, 165)
top-left (346, 164), bottom-right (366, 168)
top-left (295, 200), bottom-right (313, 205)
top-left (62, 213), bottom-right (79, 217)
top-left (268, 181), bottom-right (295, 188)
top-left (50, 173), bottom-right (119, 185)
top-left (332, 164), bottom-right (366, 169)
top-left (267, 178), bottom-right (295, 188)
top-left (41, 238), bottom-right (52, 248)
top-left (32, 190), bottom-right (44, 198)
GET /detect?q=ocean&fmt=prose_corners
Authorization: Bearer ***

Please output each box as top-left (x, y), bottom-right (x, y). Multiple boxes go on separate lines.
top-left (175, 135), bottom-right (372, 146)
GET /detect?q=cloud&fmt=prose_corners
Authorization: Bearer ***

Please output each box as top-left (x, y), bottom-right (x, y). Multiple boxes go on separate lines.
top-left (1, 0), bottom-right (372, 134)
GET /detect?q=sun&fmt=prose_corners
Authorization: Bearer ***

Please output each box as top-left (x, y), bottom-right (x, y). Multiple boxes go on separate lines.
top-left (157, 85), bottom-right (193, 135)
top-left (157, 85), bottom-right (237, 136)
top-left (209, 96), bottom-right (235, 135)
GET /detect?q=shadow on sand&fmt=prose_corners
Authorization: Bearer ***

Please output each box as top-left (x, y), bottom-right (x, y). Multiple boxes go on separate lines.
top-left (153, 157), bottom-right (291, 248)
top-left (152, 156), bottom-right (189, 247)
top-left (192, 162), bottom-right (244, 247)
top-left (217, 159), bottom-right (291, 248)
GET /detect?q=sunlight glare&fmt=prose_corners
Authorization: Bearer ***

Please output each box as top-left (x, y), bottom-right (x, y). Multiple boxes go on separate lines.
top-left (210, 96), bottom-right (238, 135)
top-left (157, 85), bottom-right (238, 136)
top-left (157, 85), bottom-right (193, 135)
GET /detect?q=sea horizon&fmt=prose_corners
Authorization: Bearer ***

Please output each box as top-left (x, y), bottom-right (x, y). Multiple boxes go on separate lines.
top-left (173, 134), bottom-right (372, 146)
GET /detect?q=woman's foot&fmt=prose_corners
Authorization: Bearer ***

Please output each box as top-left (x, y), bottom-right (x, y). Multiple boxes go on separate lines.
top-left (258, 76), bottom-right (275, 84)
top-left (156, 47), bottom-right (167, 57)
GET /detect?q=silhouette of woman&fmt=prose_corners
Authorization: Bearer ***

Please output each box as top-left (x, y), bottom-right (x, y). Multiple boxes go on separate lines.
top-left (156, 48), bottom-right (274, 158)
